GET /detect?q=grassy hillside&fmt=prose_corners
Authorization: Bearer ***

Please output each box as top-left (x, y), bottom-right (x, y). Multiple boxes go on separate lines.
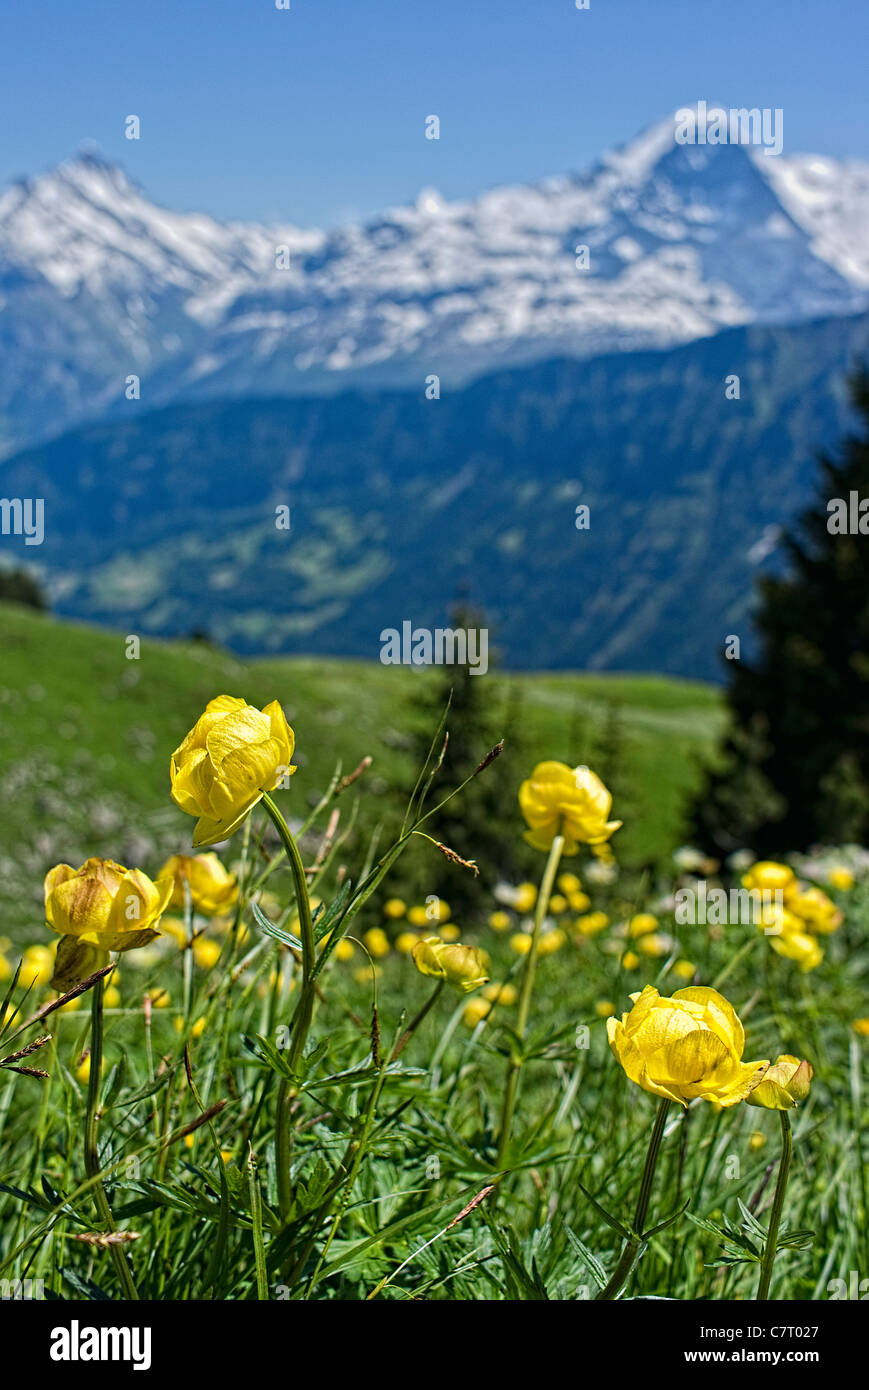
top-left (0, 603), bottom-right (724, 939)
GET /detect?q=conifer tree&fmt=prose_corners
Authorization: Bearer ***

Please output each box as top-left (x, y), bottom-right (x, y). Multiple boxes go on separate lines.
top-left (694, 369), bottom-right (869, 853)
top-left (401, 604), bottom-right (528, 920)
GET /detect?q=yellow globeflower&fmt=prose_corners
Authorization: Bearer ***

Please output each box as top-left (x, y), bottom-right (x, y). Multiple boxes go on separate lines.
top-left (160, 853), bottom-right (238, 917)
top-left (383, 898), bottom-right (407, 920)
top-left (20, 944), bottom-right (55, 988)
top-left (170, 695), bottom-right (295, 847)
top-left (335, 939), bottom-right (355, 962)
top-left (828, 865), bottom-right (854, 892)
top-left (192, 937), bottom-right (221, 970)
top-left (395, 931), bottom-right (420, 955)
top-left (538, 928), bottom-right (567, 956)
top-left (607, 984), bottom-right (768, 1108)
top-left (411, 937), bottom-right (488, 993)
top-left (747, 1054), bottom-right (813, 1111)
top-left (407, 906), bottom-right (429, 927)
top-left (557, 872), bottom-right (582, 895)
top-left (576, 911), bottom-right (609, 937)
top-left (621, 950), bottom-right (640, 970)
top-left (518, 762), bottom-right (621, 854)
top-left (568, 891), bottom-right (591, 912)
top-left (741, 861), bottom-right (795, 894)
top-left (44, 858), bottom-right (172, 990)
top-left (595, 1000), bottom-right (616, 1018)
top-left (158, 915), bottom-right (187, 947)
top-left (629, 913), bottom-right (658, 939)
top-left (672, 959), bottom-right (696, 981)
top-left (462, 997), bottom-right (492, 1028)
top-left (439, 924), bottom-right (460, 942)
top-left (638, 932), bottom-right (671, 958)
top-left (510, 932), bottom-right (532, 955)
top-left (483, 982), bottom-right (518, 1005)
top-left (769, 930), bottom-right (823, 972)
top-left (852, 1019), bottom-right (869, 1038)
top-left (75, 1055), bottom-right (98, 1084)
top-left (749, 1131), bottom-right (767, 1151)
top-left (514, 882), bottom-right (537, 913)
top-left (784, 884), bottom-right (842, 934)
top-left (548, 894), bottom-right (568, 915)
top-left (362, 927), bottom-right (391, 959)
top-left (488, 910), bottom-right (512, 932)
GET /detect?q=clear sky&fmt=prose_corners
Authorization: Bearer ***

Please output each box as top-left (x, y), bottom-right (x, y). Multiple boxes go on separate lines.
top-left (1, 0), bottom-right (866, 228)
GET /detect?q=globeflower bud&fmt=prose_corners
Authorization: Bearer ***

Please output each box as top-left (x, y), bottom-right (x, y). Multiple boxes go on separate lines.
top-left (747, 1055), bottom-right (813, 1110)
top-left (411, 936), bottom-right (489, 993)
top-left (44, 857), bottom-right (172, 989)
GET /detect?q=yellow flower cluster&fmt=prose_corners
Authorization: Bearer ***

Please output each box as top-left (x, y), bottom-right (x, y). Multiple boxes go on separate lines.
top-left (745, 861), bottom-right (842, 971)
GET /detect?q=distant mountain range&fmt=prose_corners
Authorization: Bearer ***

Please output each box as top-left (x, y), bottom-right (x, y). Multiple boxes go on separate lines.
top-left (2, 112), bottom-right (868, 679)
top-left (2, 111), bottom-right (869, 453)
top-left (4, 304), bottom-right (867, 680)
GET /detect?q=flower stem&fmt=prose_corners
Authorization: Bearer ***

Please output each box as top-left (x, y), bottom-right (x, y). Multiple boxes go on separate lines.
top-left (84, 976), bottom-right (139, 1300)
top-left (596, 1095), bottom-right (670, 1300)
top-left (393, 981), bottom-right (444, 1060)
top-left (262, 793), bottom-right (316, 1223)
top-left (757, 1111), bottom-right (792, 1299)
top-left (285, 984), bottom-right (446, 1290)
top-left (495, 834), bottom-right (564, 1168)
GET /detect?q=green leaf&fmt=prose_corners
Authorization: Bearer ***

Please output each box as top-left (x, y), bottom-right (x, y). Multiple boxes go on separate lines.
top-left (563, 1224), bottom-right (607, 1290)
top-left (251, 901), bottom-right (302, 951)
top-left (312, 880), bottom-right (354, 945)
top-left (642, 1197), bottom-right (690, 1241)
top-left (574, 1179), bottom-right (632, 1240)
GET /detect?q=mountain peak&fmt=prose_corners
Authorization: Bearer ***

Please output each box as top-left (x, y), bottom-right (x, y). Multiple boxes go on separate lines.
top-left (0, 117), bottom-right (867, 457)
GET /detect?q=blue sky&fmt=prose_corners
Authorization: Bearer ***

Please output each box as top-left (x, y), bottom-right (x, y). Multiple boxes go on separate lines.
top-left (1, 0), bottom-right (866, 227)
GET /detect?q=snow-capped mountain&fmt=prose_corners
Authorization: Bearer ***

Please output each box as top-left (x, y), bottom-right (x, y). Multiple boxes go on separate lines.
top-left (1, 111), bottom-right (869, 453)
